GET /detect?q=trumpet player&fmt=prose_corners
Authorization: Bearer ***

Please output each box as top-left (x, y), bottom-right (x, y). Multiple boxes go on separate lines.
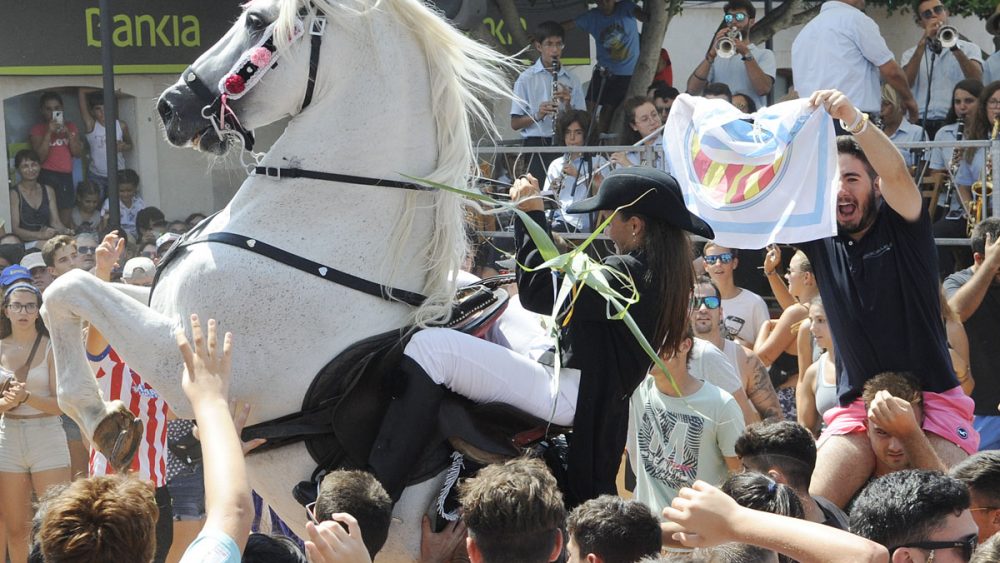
top-left (901, 0), bottom-right (982, 139)
top-left (686, 0), bottom-right (775, 111)
top-left (511, 21), bottom-right (585, 181)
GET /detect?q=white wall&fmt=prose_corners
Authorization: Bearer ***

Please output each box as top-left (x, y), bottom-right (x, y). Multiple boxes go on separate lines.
top-left (0, 75), bottom-right (286, 227)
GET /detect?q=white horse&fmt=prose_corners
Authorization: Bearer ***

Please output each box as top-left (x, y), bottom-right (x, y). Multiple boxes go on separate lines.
top-left (41, 0), bottom-right (509, 557)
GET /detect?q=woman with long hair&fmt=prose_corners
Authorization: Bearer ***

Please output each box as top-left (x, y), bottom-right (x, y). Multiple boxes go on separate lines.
top-left (368, 168), bottom-right (710, 506)
top-left (0, 283), bottom-right (69, 563)
top-left (931, 79), bottom-right (984, 275)
top-left (544, 109), bottom-right (608, 233)
top-left (797, 296), bottom-right (837, 437)
top-left (610, 96), bottom-right (668, 172)
top-left (8, 150), bottom-right (71, 242)
top-left (755, 249), bottom-right (819, 421)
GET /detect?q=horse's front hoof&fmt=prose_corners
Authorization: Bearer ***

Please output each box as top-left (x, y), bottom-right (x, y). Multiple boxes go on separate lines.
top-left (92, 404), bottom-right (143, 472)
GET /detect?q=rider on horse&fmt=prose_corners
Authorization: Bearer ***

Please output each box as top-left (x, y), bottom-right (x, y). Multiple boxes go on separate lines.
top-left (369, 167), bottom-right (714, 506)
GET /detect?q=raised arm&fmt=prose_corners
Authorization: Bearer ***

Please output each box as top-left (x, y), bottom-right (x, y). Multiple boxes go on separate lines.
top-left (810, 89), bottom-right (922, 222)
top-left (762, 245), bottom-right (794, 310)
top-left (177, 316), bottom-right (252, 555)
top-left (78, 87), bottom-right (96, 133)
top-left (947, 232), bottom-right (1000, 321)
top-left (753, 305), bottom-right (806, 367)
top-left (663, 481), bottom-right (889, 563)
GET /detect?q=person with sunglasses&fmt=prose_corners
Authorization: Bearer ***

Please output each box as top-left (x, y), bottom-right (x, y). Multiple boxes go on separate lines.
top-left (691, 275), bottom-right (781, 423)
top-left (702, 242), bottom-right (769, 349)
top-left (850, 469), bottom-right (977, 563)
top-left (901, 0), bottom-right (983, 139)
top-left (685, 0), bottom-right (775, 111)
top-left (950, 451), bottom-right (1000, 544)
top-left (74, 232), bottom-right (98, 272)
top-left (792, 0), bottom-right (918, 132)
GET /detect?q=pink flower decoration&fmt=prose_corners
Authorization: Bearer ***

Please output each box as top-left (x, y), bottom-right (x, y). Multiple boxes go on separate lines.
top-left (249, 47), bottom-right (272, 68)
top-left (224, 74), bottom-right (246, 94)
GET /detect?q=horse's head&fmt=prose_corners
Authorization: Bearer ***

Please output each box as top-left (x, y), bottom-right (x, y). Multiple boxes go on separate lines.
top-left (157, 0), bottom-right (317, 154)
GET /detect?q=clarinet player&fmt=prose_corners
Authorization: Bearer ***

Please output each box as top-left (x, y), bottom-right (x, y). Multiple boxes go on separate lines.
top-left (511, 21), bottom-right (585, 181)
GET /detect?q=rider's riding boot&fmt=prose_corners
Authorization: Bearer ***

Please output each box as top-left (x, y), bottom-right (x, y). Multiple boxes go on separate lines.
top-left (369, 357), bottom-right (445, 502)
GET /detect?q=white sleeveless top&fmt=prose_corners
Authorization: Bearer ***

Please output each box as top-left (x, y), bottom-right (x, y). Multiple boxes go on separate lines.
top-left (2, 339), bottom-right (53, 417)
top-left (86, 120), bottom-right (125, 177)
top-left (813, 351), bottom-right (839, 417)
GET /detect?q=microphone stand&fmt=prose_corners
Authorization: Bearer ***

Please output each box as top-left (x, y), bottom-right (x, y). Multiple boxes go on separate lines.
top-left (913, 47), bottom-right (938, 188)
top-left (585, 66), bottom-right (609, 145)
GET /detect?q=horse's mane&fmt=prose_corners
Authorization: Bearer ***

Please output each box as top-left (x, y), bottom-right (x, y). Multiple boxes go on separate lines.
top-left (273, 0), bottom-right (512, 326)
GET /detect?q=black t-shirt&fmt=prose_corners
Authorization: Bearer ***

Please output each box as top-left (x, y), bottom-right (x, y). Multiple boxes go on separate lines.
top-left (943, 268), bottom-right (1000, 416)
top-left (799, 204), bottom-right (957, 405)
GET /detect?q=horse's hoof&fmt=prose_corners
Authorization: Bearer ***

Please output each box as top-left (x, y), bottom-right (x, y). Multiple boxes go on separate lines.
top-left (92, 405), bottom-right (143, 472)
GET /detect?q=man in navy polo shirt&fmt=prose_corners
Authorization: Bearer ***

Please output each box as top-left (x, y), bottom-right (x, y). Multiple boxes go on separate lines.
top-left (795, 90), bottom-right (977, 509)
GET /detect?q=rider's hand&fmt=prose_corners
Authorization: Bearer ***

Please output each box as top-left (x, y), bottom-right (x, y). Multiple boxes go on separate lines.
top-left (510, 175), bottom-right (544, 213)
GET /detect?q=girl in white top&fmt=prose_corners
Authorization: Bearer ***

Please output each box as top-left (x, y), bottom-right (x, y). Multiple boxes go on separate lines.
top-left (0, 283), bottom-right (69, 563)
top-left (797, 296), bottom-right (838, 438)
top-left (543, 110), bottom-right (607, 232)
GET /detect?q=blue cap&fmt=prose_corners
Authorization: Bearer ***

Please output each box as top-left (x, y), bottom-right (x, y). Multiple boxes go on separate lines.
top-left (0, 265), bottom-right (32, 287)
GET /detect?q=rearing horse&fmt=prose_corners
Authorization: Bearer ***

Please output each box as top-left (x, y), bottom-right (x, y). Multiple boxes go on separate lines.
top-left (41, 0), bottom-right (509, 557)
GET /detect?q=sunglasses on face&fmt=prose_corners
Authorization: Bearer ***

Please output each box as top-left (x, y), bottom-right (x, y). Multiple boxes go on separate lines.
top-left (77, 246), bottom-right (96, 255)
top-left (703, 253), bottom-right (734, 265)
top-left (920, 4), bottom-right (945, 19)
top-left (691, 296), bottom-right (721, 310)
top-left (723, 12), bottom-right (747, 24)
top-left (890, 533), bottom-right (976, 561)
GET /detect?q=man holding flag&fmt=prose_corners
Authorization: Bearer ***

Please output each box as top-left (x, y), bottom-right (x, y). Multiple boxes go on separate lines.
top-left (795, 90), bottom-right (976, 507)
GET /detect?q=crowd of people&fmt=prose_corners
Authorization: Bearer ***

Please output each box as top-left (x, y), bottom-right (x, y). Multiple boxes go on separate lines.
top-left (2, 0), bottom-right (1000, 561)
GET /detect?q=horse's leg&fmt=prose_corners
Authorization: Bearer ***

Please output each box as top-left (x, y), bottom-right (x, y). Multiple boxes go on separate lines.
top-left (42, 270), bottom-right (181, 470)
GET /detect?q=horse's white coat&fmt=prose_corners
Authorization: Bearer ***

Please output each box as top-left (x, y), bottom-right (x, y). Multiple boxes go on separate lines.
top-left (42, 0), bottom-right (510, 558)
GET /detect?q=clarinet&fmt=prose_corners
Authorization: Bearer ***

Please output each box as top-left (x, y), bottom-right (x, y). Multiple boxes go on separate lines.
top-left (550, 57), bottom-right (563, 119)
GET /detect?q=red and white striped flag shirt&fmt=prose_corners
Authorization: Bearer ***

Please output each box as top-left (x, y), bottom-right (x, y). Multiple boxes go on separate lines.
top-left (88, 346), bottom-right (170, 487)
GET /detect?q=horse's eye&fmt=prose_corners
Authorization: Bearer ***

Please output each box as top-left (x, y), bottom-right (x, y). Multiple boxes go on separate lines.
top-left (245, 13), bottom-right (268, 32)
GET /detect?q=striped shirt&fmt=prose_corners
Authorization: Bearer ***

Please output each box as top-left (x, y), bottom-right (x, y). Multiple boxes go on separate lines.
top-left (87, 346), bottom-right (170, 487)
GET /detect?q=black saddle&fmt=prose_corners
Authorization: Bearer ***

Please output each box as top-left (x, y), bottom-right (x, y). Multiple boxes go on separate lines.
top-left (241, 276), bottom-right (570, 500)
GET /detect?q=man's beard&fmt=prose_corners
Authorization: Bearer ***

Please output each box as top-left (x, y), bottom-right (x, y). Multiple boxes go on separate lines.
top-left (838, 190), bottom-right (879, 235)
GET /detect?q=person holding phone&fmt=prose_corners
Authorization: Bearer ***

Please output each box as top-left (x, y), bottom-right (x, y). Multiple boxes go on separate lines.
top-left (29, 92), bottom-right (83, 229)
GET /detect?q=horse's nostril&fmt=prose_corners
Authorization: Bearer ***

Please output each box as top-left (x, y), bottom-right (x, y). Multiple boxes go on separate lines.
top-left (157, 98), bottom-right (174, 125)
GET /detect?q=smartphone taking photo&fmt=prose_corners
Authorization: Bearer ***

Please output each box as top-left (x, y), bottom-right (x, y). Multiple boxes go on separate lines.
top-left (52, 110), bottom-right (64, 125)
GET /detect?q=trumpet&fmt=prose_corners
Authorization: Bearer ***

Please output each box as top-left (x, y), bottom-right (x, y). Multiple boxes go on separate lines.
top-left (717, 28), bottom-right (741, 59)
top-left (968, 117), bottom-right (998, 236)
top-left (931, 25), bottom-right (959, 53)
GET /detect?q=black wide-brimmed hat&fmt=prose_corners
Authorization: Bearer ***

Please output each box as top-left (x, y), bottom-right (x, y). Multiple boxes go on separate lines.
top-left (566, 167), bottom-right (715, 239)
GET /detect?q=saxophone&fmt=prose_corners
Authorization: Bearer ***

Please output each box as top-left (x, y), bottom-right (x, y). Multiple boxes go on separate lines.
top-left (969, 117), bottom-right (998, 235)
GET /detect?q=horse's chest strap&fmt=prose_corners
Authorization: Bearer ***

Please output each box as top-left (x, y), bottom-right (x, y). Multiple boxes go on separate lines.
top-left (174, 232), bottom-right (427, 307)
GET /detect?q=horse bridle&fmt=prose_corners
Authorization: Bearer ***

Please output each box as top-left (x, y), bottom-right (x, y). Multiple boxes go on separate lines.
top-left (181, 7), bottom-right (326, 152)
top-left (159, 5), bottom-right (438, 307)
